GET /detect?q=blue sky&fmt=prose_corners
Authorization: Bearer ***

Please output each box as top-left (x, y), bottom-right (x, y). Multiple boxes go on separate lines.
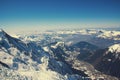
top-left (0, 0), bottom-right (120, 32)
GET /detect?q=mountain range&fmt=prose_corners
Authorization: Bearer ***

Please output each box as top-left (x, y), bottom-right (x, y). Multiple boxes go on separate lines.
top-left (0, 29), bottom-right (120, 80)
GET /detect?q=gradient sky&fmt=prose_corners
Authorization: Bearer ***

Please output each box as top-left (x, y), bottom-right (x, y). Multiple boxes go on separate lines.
top-left (0, 0), bottom-right (120, 32)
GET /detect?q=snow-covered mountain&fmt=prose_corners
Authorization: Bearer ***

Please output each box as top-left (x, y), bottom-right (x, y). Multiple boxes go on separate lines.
top-left (0, 29), bottom-right (120, 80)
top-left (0, 29), bottom-right (93, 80)
top-left (85, 43), bottom-right (120, 78)
top-left (0, 29), bottom-right (46, 67)
top-left (108, 44), bottom-right (120, 53)
top-left (0, 29), bottom-right (67, 80)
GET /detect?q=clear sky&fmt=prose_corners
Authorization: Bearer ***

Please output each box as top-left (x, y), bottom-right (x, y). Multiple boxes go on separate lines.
top-left (0, 0), bottom-right (120, 32)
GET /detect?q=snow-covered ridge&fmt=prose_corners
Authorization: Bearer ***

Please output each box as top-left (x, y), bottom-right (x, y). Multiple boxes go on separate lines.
top-left (0, 29), bottom-right (6, 40)
top-left (109, 44), bottom-right (120, 53)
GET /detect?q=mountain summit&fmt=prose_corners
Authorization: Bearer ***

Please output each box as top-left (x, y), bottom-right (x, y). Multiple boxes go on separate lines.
top-left (0, 29), bottom-right (8, 39)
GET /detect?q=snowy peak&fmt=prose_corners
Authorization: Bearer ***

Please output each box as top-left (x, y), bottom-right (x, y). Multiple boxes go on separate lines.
top-left (0, 29), bottom-right (14, 43)
top-left (0, 28), bottom-right (4, 32)
top-left (0, 29), bottom-right (7, 39)
top-left (0, 28), bottom-right (3, 32)
top-left (0, 29), bottom-right (8, 36)
top-left (0, 29), bottom-right (19, 49)
top-left (109, 44), bottom-right (120, 53)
